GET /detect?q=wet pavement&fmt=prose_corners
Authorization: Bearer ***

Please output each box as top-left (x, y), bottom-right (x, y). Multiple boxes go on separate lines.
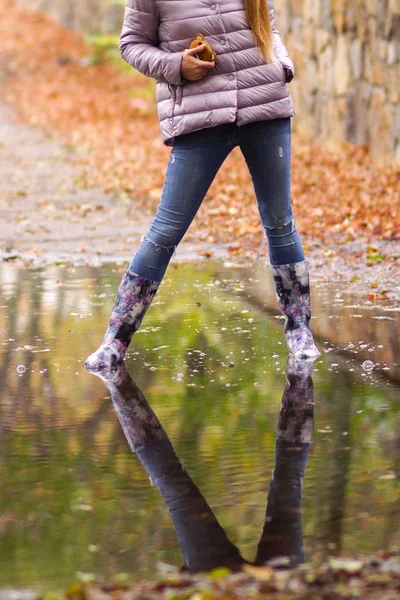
top-left (0, 263), bottom-right (399, 594)
top-left (0, 101), bottom-right (228, 267)
top-left (1, 100), bottom-right (400, 306)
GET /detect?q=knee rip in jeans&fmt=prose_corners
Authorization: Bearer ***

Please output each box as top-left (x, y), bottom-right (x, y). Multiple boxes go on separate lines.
top-left (264, 215), bottom-right (295, 233)
top-left (264, 219), bottom-right (298, 248)
top-left (141, 234), bottom-right (177, 255)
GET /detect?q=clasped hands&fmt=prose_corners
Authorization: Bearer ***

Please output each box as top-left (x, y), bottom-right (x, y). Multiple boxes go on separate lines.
top-left (180, 43), bottom-right (292, 83)
top-left (180, 43), bottom-right (215, 81)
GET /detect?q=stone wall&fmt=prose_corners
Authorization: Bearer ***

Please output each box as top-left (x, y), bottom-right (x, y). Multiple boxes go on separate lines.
top-left (21, 0), bottom-right (400, 162)
top-left (276, 0), bottom-right (400, 162)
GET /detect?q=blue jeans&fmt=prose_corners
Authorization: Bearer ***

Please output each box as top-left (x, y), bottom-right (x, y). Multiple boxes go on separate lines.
top-left (130, 118), bottom-right (304, 283)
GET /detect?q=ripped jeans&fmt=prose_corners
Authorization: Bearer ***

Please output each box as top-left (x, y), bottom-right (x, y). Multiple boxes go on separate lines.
top-left (130, 118), bottom-right (304, 283)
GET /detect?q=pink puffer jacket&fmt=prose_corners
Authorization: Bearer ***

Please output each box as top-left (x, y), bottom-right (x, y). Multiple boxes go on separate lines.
top-left (119, 0), bottom-right (295, 145)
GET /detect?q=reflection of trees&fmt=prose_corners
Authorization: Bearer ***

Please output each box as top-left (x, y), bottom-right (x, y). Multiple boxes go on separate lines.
top-left (313, 370), bottom-right (353, 560)
top-left (0, 265), bottom-right (399, 586)
top-left (382, 417), bottom-right (400, 551)
top-left (310, 370), bottom-right (400, 562)
top-left (24, 0), bottom-right (123, 34)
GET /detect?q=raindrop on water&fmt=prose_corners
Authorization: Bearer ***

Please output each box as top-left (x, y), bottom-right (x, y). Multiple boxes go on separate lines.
top-left (362, 360), bottom-right (374, 373)
top-left (16, 365), bottom-right (27, 374)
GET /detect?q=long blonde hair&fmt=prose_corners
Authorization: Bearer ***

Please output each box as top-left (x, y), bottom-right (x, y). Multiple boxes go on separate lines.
top-left (245, 0), bottom-right (274, 62)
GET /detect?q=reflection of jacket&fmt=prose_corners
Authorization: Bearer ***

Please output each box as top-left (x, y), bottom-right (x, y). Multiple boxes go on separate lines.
top-left (119, 0), bottom-right (295, 145)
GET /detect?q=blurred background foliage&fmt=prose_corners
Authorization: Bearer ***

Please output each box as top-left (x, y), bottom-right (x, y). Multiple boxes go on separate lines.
top-left (18, 0), bottom-right (400, 161)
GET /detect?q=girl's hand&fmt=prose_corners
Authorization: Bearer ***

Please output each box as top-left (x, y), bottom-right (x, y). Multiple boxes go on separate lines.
top-left (181, 44), bottom-right (215, 81)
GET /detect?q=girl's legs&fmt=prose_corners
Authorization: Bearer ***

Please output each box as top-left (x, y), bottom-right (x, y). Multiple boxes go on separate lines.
top-left (239, 119), bottom-right (319, 359)
top-left (239, 118), bottom-right (303, 265)
top-left (85, 125), bottom-right (234, 370)
top-left (130, 124), bottom-right (234, 282)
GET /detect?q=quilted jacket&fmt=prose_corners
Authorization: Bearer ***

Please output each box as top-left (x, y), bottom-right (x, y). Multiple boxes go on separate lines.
top-left (119, 0), bottom-right (295, 145)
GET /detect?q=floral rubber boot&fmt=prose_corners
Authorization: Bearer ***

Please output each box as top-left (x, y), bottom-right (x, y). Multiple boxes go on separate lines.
top-left (271, 261), bottom-right (320, 360)
top-left (84, 270), bottom-right (159, 371)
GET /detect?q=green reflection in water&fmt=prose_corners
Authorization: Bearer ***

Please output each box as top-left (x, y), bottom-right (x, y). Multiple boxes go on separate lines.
top-left (0, 263), bottom-right (398, 589)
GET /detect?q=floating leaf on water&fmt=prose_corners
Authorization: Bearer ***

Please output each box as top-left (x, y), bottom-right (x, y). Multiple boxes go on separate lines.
top-left (156, 562), bottom-right (179, 576)
top-left (380, 556), bottom-right (400, 576)
top-left (111, 573), bottom-right (132, 589)
top-left (244, 565), bottom-right (274, 582)
top-left (73, 503), bottom-right (93, 512)
top-left (207, 567), bottom-right (231, 580)
top-left (188, 592), bottom-right (215, 600)
top-left (75, 572), bottom-right (96, 584)
top-left (379, 472), bottom-right (396, 480)
top-left (64, 583), bottom-right (84, 600)
top-left (329, 559), bottom-right (363, 573)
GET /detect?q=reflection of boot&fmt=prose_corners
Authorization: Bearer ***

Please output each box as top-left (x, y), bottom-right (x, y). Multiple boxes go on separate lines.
top-left (85, 270), bottom-right (159, 371)
top-left (94, 362), bottom-right (165, 452)
top-left (271, 261), bottom-right (320, 360)
top-left (278, 355), bottom-right (315, 443)
top-left (94, 364), bottom-right (245, 573)
top-left (255, 355), bottom-right (314, 567)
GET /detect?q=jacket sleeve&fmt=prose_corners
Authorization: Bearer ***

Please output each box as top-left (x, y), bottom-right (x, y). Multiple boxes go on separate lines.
top-left (119, 0), bottom-right (184, 86)
top-left (268, 0), bottom-right (294, 81)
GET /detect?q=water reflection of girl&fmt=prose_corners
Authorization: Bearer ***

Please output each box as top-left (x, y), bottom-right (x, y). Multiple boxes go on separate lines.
top-left (96, 356), bottom-right (314, 571)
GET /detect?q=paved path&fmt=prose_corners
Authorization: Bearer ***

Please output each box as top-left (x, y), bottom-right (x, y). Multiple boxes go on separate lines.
top-left (0, 99), bottom-right (399, 303)
top-left (0, 101), bottom-right (222, 266)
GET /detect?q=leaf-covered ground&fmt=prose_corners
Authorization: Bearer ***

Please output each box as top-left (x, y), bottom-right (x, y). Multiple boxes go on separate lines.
top-left (55, 555), bottom-right (400, 599)
top-left (0, 1), bottom-right (399, 302)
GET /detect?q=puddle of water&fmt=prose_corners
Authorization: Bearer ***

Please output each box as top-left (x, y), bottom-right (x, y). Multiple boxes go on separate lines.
top-left (0, 263), bottom-right (399, 591)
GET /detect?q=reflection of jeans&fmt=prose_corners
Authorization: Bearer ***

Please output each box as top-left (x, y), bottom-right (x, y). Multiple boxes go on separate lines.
top-left (105, 356), bottom-right (314, 573)
top-left (130, 118), bottom-right (304, 283)
top-left (255, 440), bottom-right (309, 566)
